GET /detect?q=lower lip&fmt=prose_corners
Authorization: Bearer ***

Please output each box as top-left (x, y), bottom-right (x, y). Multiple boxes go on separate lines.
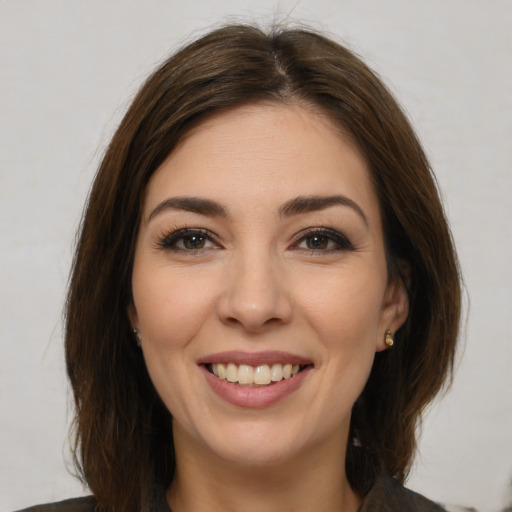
top-left (200, 366), bottom-right (312, 408)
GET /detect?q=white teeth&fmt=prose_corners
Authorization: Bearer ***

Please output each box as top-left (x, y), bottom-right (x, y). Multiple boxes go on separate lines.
top-left (226, 363), bottom-right (238, 383)
top-left (237, 364), bottom-right (253, 385)
top-left (210, 362), bottom-right (305, 386)
top-left (253, 364), bottom-right (271, 385)
top-left (271, 364), bottom-right (283, 381)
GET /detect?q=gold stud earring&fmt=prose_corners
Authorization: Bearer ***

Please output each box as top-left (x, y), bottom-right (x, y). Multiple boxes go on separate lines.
top-left (133, 329), bottom-right (142, 347)
top-left (385, 330), bottom-right (394, 347)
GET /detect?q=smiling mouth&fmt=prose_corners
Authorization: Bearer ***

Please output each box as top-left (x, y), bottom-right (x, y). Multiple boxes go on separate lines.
top-left (205, 363), bottom-right (312, 387)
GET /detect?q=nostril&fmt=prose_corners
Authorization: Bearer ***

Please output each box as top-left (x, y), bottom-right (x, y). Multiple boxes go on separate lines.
top-left (222, 314), bottom-right (282, 332)
top-left (216, 276), bottom-right (293, 331)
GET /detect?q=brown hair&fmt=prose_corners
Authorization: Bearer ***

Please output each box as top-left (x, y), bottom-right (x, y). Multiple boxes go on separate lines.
top-left (65, 24), bottom-right (461, 511)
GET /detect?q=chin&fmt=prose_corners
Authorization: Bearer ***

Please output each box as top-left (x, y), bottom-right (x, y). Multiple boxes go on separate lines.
top-left (210, 435), bottom-right (303, 468)
top-left (173, 412), bottom-right (293, 465)
top-left (189, 413), bottom-right (344, 469)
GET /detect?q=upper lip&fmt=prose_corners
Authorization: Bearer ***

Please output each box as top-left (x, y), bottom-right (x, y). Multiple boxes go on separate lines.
top-left (197, 351), bottom-right (313, 366)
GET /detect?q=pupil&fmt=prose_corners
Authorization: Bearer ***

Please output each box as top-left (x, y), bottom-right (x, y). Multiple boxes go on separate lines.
top-left (185, 235), bottom-right (204, 249)
top-left (308, 235), bottom-right (327, 249)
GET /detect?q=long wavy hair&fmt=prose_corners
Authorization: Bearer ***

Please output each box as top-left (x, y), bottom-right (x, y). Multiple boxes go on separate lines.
top-left (65, 24), bottom-right (461, 511)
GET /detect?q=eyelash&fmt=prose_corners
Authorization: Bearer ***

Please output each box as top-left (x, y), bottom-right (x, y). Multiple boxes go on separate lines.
top-left (158, 228), bottom-right (219, 254)
top-left (157, 227), bottom-right (355, 254)
top-left (292, 227), bottom-right (355, 254)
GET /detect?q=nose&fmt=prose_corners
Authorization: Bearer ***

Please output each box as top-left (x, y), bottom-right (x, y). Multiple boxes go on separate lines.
top-left (216, 249), bottom-right (292, 333)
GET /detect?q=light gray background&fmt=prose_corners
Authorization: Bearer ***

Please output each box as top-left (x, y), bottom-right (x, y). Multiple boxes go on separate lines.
top-left (1, 1), bottom-right (511, 511)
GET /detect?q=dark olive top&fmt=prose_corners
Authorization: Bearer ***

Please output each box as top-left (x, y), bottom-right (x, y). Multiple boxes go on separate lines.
top-left (16, 474), bottom-right (446, 512)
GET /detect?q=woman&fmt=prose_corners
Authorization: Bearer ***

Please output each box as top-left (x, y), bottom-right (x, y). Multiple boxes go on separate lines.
top-left (20, 24), bottom-right (460, 512)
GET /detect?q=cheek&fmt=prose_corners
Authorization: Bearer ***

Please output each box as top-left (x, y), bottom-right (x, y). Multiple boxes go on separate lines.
top-left (297, 266), bottom-right (386, 345)
top-left (302, 270), bottom-right (386, 410)
top-left (131, 264), bottom-right (220, 422)
top-left (132, 263), bottom-right (218, 348)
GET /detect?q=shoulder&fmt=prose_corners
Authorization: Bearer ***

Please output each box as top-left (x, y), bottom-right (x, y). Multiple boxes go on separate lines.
top-left (14, 496), bottom-right (96, 512)
top-left (360, 474), bottom-right (446, 512)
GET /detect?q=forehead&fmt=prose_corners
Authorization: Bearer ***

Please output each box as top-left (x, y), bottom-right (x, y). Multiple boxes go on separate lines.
top-left (144, 103), bottom-right (379, 223)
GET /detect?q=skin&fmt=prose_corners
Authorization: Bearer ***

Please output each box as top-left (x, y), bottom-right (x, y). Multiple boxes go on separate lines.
top-left (130, 103), bottom-right (408, 512)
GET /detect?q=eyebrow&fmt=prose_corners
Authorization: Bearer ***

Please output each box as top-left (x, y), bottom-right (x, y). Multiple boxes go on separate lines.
top-left (147, 197), bottom-right (228, 222)
top-left (147, 194), bottom-right (368, 226)
top-left (279, 195), bottom-right (368, 227)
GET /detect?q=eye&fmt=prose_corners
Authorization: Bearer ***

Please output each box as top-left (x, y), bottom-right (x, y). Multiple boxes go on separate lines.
top-left (159, 228), bottom-right (219, 252)
top-left (294, 228), bottom-right (354, 253)
top-left (299, 234), bottom-right (335, 250)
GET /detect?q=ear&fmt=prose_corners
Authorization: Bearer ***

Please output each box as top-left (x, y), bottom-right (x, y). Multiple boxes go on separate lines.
top-left (127, 302), bottom-right (139, 332)
top-left (376, 268), bottom-right (409, 352)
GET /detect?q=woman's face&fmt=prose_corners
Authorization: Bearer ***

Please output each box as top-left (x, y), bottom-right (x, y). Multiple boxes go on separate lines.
top-left (130, 103), bottom-right (407, 467)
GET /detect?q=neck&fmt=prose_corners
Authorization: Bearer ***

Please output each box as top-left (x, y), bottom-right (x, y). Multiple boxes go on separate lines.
top-left (167, 427), bottom-right (361, 512)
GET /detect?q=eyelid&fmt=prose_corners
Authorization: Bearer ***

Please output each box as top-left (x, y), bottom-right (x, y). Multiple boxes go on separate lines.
top-left (157, 227), bottom-right (221, 252)
top-left (156, 226), bottom-right (354, 254)
top-left (291, 227), bottom-right (355, 252)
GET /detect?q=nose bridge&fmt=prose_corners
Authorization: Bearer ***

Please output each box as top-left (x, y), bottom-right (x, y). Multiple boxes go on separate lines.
top-left (217, 243), bottom-right (291, 331)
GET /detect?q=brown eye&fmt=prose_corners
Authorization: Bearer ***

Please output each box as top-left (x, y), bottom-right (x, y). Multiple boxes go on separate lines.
top-left (182, 235), bottom-right (207, 250)
top-left (305, 235), bottom-right (329, 250)
top-left (295, 228), bottom-right (354, 252)
top-left (159, 228), bottom-right (218, 252)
